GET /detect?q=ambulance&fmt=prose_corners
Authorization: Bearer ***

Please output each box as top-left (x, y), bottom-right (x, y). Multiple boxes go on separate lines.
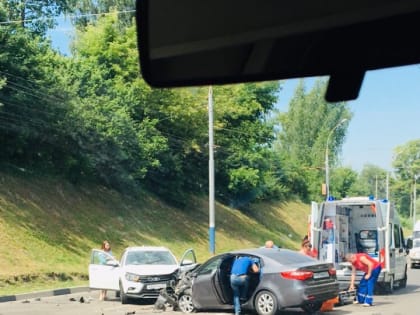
top-left (309, 197), bottom-right (408, 298)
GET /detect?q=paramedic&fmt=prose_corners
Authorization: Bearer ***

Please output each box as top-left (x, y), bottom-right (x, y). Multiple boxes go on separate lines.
top-left (345, 252), bottom-right (381, 307)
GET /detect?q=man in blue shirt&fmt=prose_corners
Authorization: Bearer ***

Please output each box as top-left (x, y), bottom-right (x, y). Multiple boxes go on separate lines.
top-left (230, 256), bottom-right (260, 315)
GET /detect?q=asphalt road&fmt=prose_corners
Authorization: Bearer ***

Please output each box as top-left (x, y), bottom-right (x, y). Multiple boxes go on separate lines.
top-left (1, 268), bottom-right (420, 315)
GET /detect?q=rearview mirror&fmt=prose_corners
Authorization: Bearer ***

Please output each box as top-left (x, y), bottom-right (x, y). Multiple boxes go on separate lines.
top-left (406, 238), bottom-right (413, 249)
top-left (136, 0), bottom-right (420, 102)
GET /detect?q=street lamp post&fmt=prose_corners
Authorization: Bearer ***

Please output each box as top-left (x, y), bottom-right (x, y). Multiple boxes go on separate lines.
top-left (325, 118), bottom-right (348, 201)
top-left (414, 176), bottom-right (416, 224)
top-left (208, 86), bottom-right (215, 255)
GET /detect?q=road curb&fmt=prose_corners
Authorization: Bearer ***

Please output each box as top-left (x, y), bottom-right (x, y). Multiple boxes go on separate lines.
top-left (0, 286), bottom-right (90, 303)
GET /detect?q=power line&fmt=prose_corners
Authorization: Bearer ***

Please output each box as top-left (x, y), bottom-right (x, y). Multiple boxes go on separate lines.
top-left (0, 10), bottom-right (136, 26)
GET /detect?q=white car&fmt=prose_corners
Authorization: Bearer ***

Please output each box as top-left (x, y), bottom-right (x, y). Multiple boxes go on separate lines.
top-left (89, 246), bottom-right (197, 304)
top-left (409, 239), bottom-right (420, 269)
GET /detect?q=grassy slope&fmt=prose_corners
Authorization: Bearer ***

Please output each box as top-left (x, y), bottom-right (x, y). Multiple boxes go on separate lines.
top-left (0, 169), bottom-right (310, 295)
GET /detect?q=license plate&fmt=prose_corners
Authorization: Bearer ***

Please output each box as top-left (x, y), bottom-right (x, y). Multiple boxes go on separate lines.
top-left (313, 271), bottom-right (329, 279)
top-left (147, 283), bottom-right (167, 290)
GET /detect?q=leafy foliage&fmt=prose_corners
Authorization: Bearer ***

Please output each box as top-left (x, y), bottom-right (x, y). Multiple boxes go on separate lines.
top-left (2, 0), bottom-right (72, 35)
top-left (349, 164), bottom-right (389, 199)
top-left (0, 26), bottom-right (73, 172)
top-left (392, 139), bottom-right (420, 217)
top-left (274, 80), bottom-right (352, 201)
top-left (0, 5), bottom-right (418, 215)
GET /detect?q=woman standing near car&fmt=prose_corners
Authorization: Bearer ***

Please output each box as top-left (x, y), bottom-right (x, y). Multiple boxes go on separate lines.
top-left (99, 240), bottom-right (114, 301)
top-left (299, 236), bottom-right (317, 257)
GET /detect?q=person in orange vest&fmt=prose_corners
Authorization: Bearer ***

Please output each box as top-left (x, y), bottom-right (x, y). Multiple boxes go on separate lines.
top-left (345, 252), bottom-right (382, 306)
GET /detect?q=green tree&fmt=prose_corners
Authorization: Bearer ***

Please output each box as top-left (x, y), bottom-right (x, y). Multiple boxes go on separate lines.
top-left (65, 13), bottom-right (169, 191)
top-left (329, 167), bottom-right (358, 199)
top-left (392, 139), bottom-right (420, 217)
top-left (349, 164), bottom-right (389, 199)
top-left (70, 0), bottom-right (135, 28)
top-left (0, 24), bottom-right (74, 172)
top-left (275, 79), bottom-right (352, 201)
top-left (2, 0), bottom-right (72, 35)
top-left (211, 82), bottom-right (281, 205)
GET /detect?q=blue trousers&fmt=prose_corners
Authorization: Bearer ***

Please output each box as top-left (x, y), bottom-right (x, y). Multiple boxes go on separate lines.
top-left (357, 266), bottom-right (381, 305)
top-left (230, 274), bottom-right (249, 315)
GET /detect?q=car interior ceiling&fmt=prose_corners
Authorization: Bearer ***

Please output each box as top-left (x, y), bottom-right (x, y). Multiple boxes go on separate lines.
top-left (136, 0), bottom-right (420, 102)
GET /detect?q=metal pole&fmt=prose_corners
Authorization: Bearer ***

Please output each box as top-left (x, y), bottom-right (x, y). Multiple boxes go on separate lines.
top-left (325, 118), bottom-right (347, 200)
top-left (325, 146), bottom-right (329, 200)
top-left (414, 175), bottom-right (417, 226)
top-left (208, 86), bottom-right (215, 255)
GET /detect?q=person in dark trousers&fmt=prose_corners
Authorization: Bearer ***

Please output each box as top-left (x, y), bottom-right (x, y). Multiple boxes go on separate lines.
top-left (345, 252), bottom-right (381, 306)
top-left (230, 256), bottom-right (259, 315)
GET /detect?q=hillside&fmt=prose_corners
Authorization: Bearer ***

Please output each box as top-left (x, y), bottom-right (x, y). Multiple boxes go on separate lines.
top-left (0, 168), bottom-right (310, 295)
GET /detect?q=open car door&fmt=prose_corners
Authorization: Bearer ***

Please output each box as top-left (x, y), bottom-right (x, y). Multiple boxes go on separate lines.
top-left (88, 249), bottom-right (120, 291)
top-left (179, 248), bottom-right (199, 273)
top-left (192, 254), bottom-right (234, 309)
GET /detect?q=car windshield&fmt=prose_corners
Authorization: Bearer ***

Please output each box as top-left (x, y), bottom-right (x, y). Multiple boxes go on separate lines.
top-left (413, 240), bottom-right (420, 248)
top-left (125, 250), bottom-right (177, 266)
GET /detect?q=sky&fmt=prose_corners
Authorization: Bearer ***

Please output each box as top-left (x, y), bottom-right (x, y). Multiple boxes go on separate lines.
top-left (276, 65), bottom-right (420, 172)
top-left (48, 18), bottom-right (74, 55)
top-left (48, 22), bottom-right (420, 173)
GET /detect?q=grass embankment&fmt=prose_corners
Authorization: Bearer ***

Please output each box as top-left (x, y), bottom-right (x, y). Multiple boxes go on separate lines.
top-left (0, 168), bottom-right (310, 295)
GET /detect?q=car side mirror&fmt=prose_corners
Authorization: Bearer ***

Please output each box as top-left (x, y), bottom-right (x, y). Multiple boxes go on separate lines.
top-left (407, 238), bottom-right (413, 249)
top-left (181, 259), bottom-right (194, 266)
top-left (106, 259), bottom-right (119, 267)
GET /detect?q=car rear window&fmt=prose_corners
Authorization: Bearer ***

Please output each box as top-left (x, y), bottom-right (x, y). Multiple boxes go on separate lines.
top-left (263, 249), bottom-right (315, 265)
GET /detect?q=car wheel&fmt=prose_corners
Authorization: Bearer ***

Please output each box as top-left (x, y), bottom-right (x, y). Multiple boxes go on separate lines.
top-left (120, 282), bottom-right (129, 304)
top-left (255, 290), bottom-right (278, 315)
top-left (301, 301), bottom-right (322, 314)
top-left (178, 289), bottom-right (195, 313)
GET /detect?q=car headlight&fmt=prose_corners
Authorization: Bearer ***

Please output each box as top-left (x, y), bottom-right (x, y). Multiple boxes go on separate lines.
top-left (125, 272), bottom-right (141, 282)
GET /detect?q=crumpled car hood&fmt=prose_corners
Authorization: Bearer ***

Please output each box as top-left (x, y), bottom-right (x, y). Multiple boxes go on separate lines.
top-left (122, 264), bottom-right (178, 275)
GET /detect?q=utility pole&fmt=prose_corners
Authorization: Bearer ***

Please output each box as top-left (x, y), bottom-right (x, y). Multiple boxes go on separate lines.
top-left (414, 174), bottom-right (418, 226)
top-left (208, 86), bottom-right (215, 255)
